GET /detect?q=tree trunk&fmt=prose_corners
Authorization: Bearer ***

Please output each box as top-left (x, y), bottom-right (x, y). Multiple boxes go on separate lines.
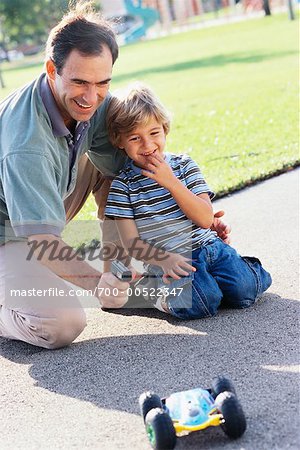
top-left (0, 69), bottom-right (5, 88)
top-left (287, 0), bottom-right (295, 20)
top-left (263, 0), bottom-right (271, 16)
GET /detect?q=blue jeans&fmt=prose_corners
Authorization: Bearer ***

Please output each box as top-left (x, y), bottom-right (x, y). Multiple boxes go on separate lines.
top-left (144, 239), bottom-right (272, 320)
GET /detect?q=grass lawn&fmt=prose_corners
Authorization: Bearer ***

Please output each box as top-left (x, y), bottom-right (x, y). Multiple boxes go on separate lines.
top-left (0, 13), bottom-right (298, 245)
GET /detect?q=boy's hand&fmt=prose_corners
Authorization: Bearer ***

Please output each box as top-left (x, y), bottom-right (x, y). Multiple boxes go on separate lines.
top-left (141, 153), bottom-right (177, 190)
top-left (159, 252), bottom-right (196, 283)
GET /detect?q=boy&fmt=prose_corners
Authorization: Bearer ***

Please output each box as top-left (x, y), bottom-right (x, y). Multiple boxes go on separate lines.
top-left (105, 83), bottom-right (272, 319)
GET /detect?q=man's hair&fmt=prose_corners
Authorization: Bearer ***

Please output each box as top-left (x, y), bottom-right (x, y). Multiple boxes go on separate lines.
top-left (45, 0), bottom-right (118, 74)
top-left (107, 83), bottom-right (171, 147)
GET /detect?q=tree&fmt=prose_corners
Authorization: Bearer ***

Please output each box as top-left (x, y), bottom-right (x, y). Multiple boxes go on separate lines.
top-left (0, 0), bottom-right (69, 48)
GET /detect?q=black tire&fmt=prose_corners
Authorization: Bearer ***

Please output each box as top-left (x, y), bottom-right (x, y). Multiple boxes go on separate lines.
top-left (145, 408), bottom-right (177, 450)
top-left (139, 392), bottom-right (163, 422)
top-left (211, 375), bottom-right (236, 398)
top-left (215, 391), bottom-right (247, 439)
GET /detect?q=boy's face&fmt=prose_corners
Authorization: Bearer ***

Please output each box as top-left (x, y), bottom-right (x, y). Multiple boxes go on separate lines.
top-left (118, 116), bottom-right (166, 169)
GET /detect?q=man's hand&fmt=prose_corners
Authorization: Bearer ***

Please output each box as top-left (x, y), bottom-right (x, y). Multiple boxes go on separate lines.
top-left (96, 272), bottom-right (129, 308)
top-left (212, 210), bottom-right (231, 244)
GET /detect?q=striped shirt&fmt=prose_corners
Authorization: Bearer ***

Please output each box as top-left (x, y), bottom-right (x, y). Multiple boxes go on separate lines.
top-left (105, 153), bottom-right (217, 252)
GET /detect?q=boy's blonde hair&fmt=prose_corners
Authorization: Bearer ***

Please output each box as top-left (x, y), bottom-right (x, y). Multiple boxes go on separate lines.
top-left (106, 83), bottom-right (171, 147)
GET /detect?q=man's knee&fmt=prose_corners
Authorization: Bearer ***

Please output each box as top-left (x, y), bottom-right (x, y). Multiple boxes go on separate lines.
top-left (0, 306), bottom-right (86, 349)
top-left (43, 308), bottom-right (87, 350)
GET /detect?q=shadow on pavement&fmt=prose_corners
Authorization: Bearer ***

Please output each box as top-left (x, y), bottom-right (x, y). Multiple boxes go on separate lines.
top-left (0, 292), bottom-right (299, 448)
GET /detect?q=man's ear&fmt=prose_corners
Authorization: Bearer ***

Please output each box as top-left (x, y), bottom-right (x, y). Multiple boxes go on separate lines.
top-left (46, 59), bottom-right (56, 81)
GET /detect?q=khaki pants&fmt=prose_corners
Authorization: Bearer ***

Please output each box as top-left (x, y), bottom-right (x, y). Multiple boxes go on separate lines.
top-left (0, 154), bottom-right (110, 349)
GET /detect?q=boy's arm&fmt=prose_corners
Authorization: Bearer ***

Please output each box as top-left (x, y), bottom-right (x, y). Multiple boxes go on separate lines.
top-left (168, 188), bottom-right (213, 229)
top-left (142, 154), bottom-right (214, 229)
top-left (115, 219), bottom-right (195, 280)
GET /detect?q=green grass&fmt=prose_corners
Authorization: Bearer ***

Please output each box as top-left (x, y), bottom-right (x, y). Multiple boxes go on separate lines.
top-left (0, 14), bottom-right (298, 245)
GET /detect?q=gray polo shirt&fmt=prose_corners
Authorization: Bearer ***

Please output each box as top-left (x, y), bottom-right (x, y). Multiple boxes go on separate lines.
top-left (0, 73), bottom-right (126, 243)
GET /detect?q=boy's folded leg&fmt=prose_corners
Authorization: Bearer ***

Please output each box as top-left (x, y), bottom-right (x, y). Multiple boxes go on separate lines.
top-left (139, 266), bottom-right (222, 320)
top-left (167, 278), bottom-right (222, 320)
top-left (241, 256), bottom-right (272, 297)
top-left (210, 240), bottom-right (272, 309)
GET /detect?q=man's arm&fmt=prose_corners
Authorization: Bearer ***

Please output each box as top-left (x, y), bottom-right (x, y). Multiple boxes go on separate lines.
top-left (211, 210), bottom-right (231, 244)
top-left (27, 234), bottom-right (129, 308)
top-left (28, 234), bottom-right (101, 291)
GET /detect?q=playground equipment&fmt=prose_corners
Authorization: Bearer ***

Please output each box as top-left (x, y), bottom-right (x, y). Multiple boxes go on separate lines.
top-left (102, 0), bottom-right (159, 45)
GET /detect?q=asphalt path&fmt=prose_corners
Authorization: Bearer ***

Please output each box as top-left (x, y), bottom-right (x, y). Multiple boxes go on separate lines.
top-left (1, 168), bottom-right (299, 449)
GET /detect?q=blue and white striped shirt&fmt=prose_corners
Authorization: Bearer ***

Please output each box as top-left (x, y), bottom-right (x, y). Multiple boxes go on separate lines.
top-left (105, 153), bottom-right (217, 252)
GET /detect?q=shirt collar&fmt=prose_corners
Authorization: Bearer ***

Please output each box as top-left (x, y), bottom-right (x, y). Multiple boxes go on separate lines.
top-left (130, 160), bottom-right (143, 175)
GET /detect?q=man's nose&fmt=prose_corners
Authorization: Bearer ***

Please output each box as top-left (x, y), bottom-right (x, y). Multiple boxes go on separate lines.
top-left (83, 85), bottom-right (98, 105)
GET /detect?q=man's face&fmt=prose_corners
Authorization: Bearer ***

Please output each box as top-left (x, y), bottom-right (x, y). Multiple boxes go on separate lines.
top-left (47, 47), bottom-right (113, 126)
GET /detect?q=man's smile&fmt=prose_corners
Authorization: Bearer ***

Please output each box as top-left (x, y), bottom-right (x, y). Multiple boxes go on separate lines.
top-left (73, 99), bottom-right (93, 109)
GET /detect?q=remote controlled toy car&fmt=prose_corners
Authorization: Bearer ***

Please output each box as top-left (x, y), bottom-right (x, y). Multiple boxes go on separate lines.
top-left (139, 376), bottom-right (246, 450)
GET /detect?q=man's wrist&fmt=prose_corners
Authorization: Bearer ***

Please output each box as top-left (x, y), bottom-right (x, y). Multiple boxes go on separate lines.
top-left (90, 274), bottom-right (102, 293)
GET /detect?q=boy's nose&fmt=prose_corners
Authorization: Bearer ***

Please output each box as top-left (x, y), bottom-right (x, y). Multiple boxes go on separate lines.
top-left (143, 139), bottom-right (155, 151)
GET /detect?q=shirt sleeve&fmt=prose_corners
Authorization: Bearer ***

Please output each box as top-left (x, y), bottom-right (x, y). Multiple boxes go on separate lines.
top-left (87, 95), bottom-right (127, 178)
top-left (105, 177), bottom-right (134, 219)
top-left (87, 145), bottom-right (127, 179)
top-left (182, 156), bottom-right (215, 199)
top-left (2, 152), bottom-right (66, 237)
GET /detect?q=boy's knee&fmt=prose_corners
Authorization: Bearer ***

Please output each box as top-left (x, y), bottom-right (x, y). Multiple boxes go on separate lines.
top-left (43, 308), bottom-right (87, 350)
top-left (242, 256), bottom-right (272, 295)
top-left (223, 280), bottom-right (258, 309)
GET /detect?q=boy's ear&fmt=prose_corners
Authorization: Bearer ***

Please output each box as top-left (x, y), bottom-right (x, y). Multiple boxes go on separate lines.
top-left (116, 138), bottom-right (124, 150)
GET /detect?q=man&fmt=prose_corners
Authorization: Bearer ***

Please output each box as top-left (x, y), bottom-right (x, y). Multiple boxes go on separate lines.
top-left (0, 1), bottom-right (230, 349)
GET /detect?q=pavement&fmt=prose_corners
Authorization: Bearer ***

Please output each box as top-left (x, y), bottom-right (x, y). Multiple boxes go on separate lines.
top-left (1, 168), bottom-right (299, 450)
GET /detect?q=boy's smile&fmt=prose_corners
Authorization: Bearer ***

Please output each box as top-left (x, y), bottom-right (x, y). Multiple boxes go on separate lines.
top-left (118, 117), bottom-right (166, 169)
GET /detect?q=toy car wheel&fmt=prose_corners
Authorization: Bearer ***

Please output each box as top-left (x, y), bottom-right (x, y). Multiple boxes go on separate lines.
top-left (145, 408), bottom-right (176, 450)
top-left (211, 375), bottom-right (236, 398)
top-left (215, 391), bottom-right (246, 439)
top-left (139, 391), bottom-right (163, 422)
